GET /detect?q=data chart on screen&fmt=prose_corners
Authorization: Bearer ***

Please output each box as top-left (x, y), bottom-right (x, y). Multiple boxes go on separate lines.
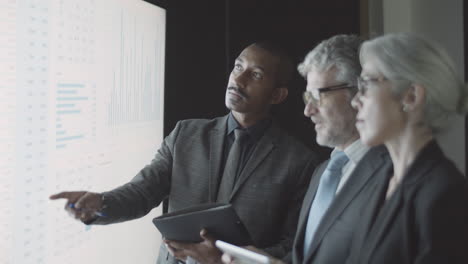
top-left (0, 0), bottom-right (165, 263)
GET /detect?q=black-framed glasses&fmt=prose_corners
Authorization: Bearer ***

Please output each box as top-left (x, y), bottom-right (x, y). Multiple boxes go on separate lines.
top-left (303, 83), bottom-right (356, 106)
top-left (357, 76), bottom-right (388, 95)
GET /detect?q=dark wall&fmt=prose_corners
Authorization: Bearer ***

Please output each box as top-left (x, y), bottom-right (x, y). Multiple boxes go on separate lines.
top-left (150, 0), bottom-right (361, 160)
top-left (163, 0), bottom-right (228, 127)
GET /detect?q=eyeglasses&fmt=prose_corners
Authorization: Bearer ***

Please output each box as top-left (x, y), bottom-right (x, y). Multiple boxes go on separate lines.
top-left (303, 83), bottom-right (355, 106)
top-left (357, 76), bottom-right (388, 95)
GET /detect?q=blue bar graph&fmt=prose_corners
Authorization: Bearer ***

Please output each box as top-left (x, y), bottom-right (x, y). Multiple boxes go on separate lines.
top-left (56, 104), bottom-right (75, 108)
top-left (56, 144), bottom-right (66, 149)
top-left (55, 81), bottom-right (89, 149)
top-left (57, 83), bottom-right (85, 88)
top-left (56, 110), bottom-right (81, 115)
top-left (57, 90), bottom-right (77, 94)
top-left (56, 96), bottom-right (88, 101)
top-left (56, 135), bottom-right (84, 142)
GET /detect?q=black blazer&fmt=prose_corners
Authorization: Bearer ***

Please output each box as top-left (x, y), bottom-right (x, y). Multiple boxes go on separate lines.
top-left (347, 141), bottom-right (468, 264)
top-left (291, 145), bottom-right (391, 264)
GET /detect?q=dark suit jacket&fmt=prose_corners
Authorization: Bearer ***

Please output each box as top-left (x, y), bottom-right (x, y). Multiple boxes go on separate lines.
top-left (289, 145), bottom-right (390, 264)
top-left (93, 114), bottom-right (318, 263)
top-left (347, 141), bottom-right (468, 264)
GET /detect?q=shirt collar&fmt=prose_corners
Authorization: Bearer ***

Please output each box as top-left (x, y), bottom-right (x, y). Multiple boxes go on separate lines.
top-left (227, 112), bottom-right (271, 142)
top-left (227, 113), bottom-right (239, 136)
top-left (331, 139), bottom-right (370, 165)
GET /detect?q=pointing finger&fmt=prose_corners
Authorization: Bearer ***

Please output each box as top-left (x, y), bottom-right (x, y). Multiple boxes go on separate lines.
top-left (49, 192), bottom-right (72, 200)
top-left (49, 191), bottom-right (86, 202)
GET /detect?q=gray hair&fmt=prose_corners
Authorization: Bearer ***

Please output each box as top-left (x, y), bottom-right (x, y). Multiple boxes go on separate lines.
top-left (298, 34), bottom-right (362, 90)
top-left (360, 32), bottom-right (468, 133)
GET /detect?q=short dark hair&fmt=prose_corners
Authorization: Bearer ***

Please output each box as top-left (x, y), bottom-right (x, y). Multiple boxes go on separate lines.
top-left (251, 42), bottom-right (294, 88)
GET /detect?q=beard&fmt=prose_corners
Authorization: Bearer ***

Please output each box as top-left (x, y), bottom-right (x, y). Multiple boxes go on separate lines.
top-left (315, 119), bottom-right (358, 149)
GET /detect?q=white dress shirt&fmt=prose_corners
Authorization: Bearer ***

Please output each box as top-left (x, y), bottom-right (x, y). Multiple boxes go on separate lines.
top-left (333, 139), bottom-right (370, 194)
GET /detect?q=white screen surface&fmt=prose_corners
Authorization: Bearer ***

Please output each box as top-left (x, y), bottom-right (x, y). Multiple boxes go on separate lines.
top-left (0, 0), bottom-right (166, 263)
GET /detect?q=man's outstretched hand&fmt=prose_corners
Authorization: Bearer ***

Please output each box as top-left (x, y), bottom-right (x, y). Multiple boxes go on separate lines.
top-left (165, 229), bottom-right (222, 264)
top-left (50, 191), bottom-right (103, 222)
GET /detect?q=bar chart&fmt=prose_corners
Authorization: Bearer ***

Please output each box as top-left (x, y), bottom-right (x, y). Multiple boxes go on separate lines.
top-left (108, 9), bottom-right (165, 126)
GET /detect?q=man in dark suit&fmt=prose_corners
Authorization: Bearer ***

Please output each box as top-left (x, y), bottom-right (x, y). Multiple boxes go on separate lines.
top-left (50, 42), bottom-right (318, 264)
top-left (289, 35), bottom-right (391, 264)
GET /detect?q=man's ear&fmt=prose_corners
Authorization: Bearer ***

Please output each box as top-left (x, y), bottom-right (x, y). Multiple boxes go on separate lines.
top-left (271, 87), bottom-right (288, 105)
top-left (402, 84), bottom-right (426, 112)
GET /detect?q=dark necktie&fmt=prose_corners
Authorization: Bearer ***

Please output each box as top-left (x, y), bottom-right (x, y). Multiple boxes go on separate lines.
top-left (303, 150), bottom-right (349, 256)
top-left (217, 129), bottom-right (248, 202)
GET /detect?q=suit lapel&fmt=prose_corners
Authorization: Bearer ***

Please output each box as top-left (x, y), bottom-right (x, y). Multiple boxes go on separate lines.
top-left (293, 162), bottom-right (328, 263)
top-left (304, 146), bottom-right (390, 263)
top-left (351, 168), bottom-right (392, 262)
top-left (360, 141), bottom-right (441, 262)
top-left (208, 115), bottom-right (229, 202)
top-left (227, 122), bottom-right (278, 201)
top-left (360, 183), bottom-right (403, 262)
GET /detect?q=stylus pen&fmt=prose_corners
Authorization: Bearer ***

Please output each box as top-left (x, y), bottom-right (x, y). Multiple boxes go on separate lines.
top-left (68, 203), bottom-right (107, 217)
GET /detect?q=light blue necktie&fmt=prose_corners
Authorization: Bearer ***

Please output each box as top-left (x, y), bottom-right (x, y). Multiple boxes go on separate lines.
top-left (303, 150), bottom-right (349, 257)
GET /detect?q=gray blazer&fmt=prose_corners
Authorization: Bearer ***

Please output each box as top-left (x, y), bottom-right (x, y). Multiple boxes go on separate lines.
top-left (291, 145), bottom-right (390, 264)
top-left (94, 114), bottom-right (318, 263)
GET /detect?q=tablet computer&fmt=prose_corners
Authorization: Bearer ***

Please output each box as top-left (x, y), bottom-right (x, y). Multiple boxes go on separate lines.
top-left (215, 240), bottom-right (270, 264)
top-left (153, 203), bottom-right (252, 245)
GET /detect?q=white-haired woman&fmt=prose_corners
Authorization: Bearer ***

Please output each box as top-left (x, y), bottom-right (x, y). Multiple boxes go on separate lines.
top-left (349, 32), bottom-right (468, 263)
